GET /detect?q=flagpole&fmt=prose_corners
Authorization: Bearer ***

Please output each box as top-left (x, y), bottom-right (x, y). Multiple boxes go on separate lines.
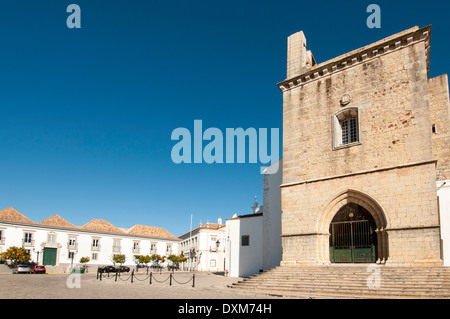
top-left (189, 213), bottom-right (193, 271)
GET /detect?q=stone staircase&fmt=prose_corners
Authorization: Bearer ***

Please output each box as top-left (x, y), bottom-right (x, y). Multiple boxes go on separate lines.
top-left (228, 265), bottom-right (450, 299)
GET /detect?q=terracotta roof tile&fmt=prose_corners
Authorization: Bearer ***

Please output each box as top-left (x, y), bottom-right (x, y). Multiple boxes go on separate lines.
top-left (38, 214), bottom-right (76, 228)
top-left (127, 224), bottom-right (178, 240)
top-left (81, 219), bottom-right (124, 234)
top-left (0, 207), bottom-right (35, 224)
top-left (0, 207), bottom-right (179, 241)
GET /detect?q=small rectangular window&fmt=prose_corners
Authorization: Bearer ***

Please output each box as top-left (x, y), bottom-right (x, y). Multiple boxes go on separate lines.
top-left (340, 118), bottom-right (358, 145)
top-left (24, 233), bottom-right (32, 243)
top-left (241, 235), bottom-right (250, 246)
top-left (47, 233), bottom-right (56, 244)
top-left (333, 107), bottom-right (360, 149)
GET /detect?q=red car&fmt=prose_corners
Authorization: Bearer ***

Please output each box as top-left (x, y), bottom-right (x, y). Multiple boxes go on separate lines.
top-left (31, 265), bottom-right (46, 274)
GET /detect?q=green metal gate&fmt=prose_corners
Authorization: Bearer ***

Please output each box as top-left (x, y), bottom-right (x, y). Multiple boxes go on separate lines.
top-left (329, 220), bottom-right (377, 263)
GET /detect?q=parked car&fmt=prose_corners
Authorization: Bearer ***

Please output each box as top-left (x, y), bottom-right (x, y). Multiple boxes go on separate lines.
top-left (99, 265), bottom-right (116, 273)
top-left (31, 265), bottom-right (46, 274)
top-left (119, 266), bottom-right (130, 273)
top-left (150, 264), bottom-right (163, 269)
top-left (99, 265), bottom-right (130, 273)
top-left (12, 264), bottom-right (32, 274)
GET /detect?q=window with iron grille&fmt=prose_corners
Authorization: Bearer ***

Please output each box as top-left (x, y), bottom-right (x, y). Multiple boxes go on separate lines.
top-left (340, 117), bottom-right (358, 145)
top-left (333, 107), bottom-right (360, 149)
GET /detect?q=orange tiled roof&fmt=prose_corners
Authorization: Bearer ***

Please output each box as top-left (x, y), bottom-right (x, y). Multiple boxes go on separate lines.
top-left (0, 207), bottom-right (35, 224)
top-left (81, 218), bottom-right (124, 234)
top-left (0, 207), bottom-right (179, 240)
top-left (39, 214), bottom-right (76, 228)
top-left (127, 224), bottom-right (179, 240)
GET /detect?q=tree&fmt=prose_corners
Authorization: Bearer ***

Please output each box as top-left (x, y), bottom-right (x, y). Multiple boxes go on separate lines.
top-left (112, 254), bottom-right (126, 266)
top-left (0, 246), bottom-right (30, 265)
top-left (137, 255), bottom-right (151, 267)
top-left (167, 254), bottom-right (187, 270)
top-left (79, 256), bottom-right (90, 267)
top-left (150, 254), bottom-right (165, 266)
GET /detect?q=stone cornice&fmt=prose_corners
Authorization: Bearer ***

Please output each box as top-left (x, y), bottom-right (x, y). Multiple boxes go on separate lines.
top-left (277, 25), bottom-right (432, 92)
top-left (280, 159), bottom-right (437, 189)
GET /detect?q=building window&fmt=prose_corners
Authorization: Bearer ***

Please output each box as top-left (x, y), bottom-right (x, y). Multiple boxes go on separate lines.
top-left (133, 241), bottom-right (140, 253)
top-left (92, 253), bottom-right (98, 260)
top-left (150, 243), bottom-right (157, 254)
top-left (68, 252), bottom-right (75, 260)
top-left (24, 233), bottom-right (32, 243)
top-left (210, 259), bottom-right (216, 267)
top-left (333, 107), bottom-right (360, 149)
top-left (23, 232), bottom-right (34, 246)
top-left (92, 238), bottom-right (100, 251)
top-left (113, 239), bottom-right (121, 253)
top-left (341, 117), bottom-right (358, 145)
top-left (68, 237), bottom-right (77, 250)
top-left (47, 233), bottom-right (56, 244)
top-left (242, 235), bottom-right (250, 246)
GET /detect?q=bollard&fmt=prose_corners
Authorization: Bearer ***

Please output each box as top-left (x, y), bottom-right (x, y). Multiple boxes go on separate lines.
top-left (131, 269), bottom-right (134, 283)
top-left (192, 274), bottom-right (195, 288)
top-left (149, 272), bottom-right (152, 285)
top-left (115, 270), bottom-right (118, 282)
top-left (169, 273), bottom-right (172, 286)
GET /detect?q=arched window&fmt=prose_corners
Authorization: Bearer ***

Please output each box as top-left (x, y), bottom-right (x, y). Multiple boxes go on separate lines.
top-left (333, 107), bottom-right (360, 149)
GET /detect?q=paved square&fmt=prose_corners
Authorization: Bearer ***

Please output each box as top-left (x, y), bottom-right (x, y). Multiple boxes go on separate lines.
top-left (0, 271), bottom-right (283, 299)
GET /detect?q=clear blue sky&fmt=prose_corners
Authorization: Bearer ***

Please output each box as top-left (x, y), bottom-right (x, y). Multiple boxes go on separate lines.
top-left (0, 0), bottom-right (449, 237)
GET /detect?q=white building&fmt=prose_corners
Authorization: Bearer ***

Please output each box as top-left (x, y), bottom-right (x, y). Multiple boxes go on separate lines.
top-left (226, 159), bottom-right (282, 277)
top-left (438, 180), bottom-right (450, 266)
top-left (0, 207), bottom-right (180, 268)
top-left (226, 209), bottom-right (263, 278)
top-left (179, 219), bottom-right (226, 272)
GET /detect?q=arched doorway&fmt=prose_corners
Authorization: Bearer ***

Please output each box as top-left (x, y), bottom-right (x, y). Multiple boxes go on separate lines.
top-left (329, 203), bottom-right (378, 263)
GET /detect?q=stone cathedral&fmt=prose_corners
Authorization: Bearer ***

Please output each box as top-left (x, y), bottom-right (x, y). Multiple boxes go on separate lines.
top-left (278, 26), bottom-right (450, 267)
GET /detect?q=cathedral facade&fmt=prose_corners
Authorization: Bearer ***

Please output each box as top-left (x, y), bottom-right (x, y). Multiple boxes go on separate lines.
top-left (278, 26), bottom-right (450, 267)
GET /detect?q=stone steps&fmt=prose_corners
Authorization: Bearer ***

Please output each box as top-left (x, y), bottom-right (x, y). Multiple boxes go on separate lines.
top-left (228, 266), bottom-right (450, 299)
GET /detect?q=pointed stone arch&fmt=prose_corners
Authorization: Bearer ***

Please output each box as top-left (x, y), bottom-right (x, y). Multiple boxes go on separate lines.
top-left (318, 189), bottom-right (389, 263)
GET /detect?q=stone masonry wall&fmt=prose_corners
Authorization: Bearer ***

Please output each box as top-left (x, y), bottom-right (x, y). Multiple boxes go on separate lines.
top-left (282, 41), bottom-right (433, 185)
top-left (429, 74), bottom-right (450, 181)
top-left (279, 26), bottom-right (443, 266)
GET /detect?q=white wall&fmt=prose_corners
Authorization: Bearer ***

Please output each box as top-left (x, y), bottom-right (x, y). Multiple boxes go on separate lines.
top-left (239, 216), bottom-right (263, 277)
top-left (438, 180), bottom-right (450, 266)
top-left (226, 215), bottom-right (263, 278)
top-left (262, 158), bottom-right (282, 270)
top-left (0, 222), bottom-right (179, 268)
top-left (226, 218), bottom-right (240, 277)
